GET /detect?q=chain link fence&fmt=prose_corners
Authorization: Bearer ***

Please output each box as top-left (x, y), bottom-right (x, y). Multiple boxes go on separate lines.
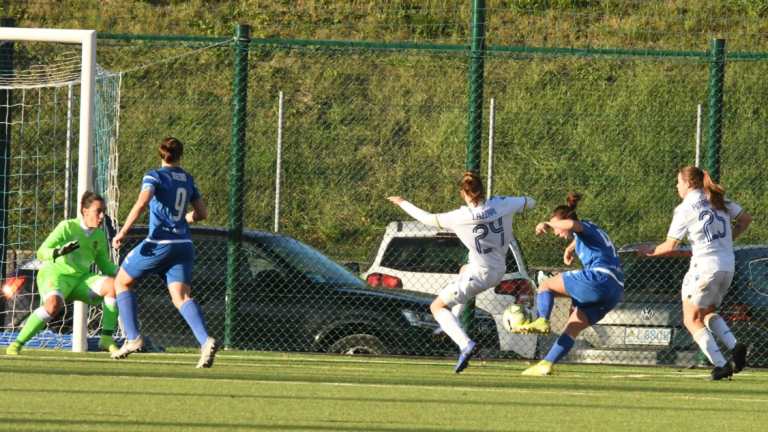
top-left (2, 2), bottom-right (768, 367)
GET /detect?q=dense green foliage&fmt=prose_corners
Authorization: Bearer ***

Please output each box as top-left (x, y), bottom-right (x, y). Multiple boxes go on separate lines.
top-left (5, 1), bottom-right (768, 267)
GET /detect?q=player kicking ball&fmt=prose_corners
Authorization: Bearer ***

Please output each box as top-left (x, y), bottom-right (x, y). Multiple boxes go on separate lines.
top-left (110, 137), bottom-right (217, 368)
top-left (388, 171), bottom-right (534, 373)
top-left (638, 167), bottom-right (752, 380)
top-left (514, 192), bottom-right (623, 376)
top-left (6, 192), bottom-right (120, 355)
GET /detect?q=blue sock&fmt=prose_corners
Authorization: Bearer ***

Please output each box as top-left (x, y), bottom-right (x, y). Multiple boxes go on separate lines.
top-left (545, 334), bottom-right (575, 364)
top-left (537, 290), bottom-right (555, 320)
top-left (179, 300), bottom-right (209, 347)
top-left (116, 291), bottom-right (140, 340)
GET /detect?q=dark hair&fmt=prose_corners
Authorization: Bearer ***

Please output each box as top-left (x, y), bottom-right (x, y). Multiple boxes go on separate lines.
top-left (679, 166), bottom-right (726, 211)
top-left (551, 191), bottom-right (582, 220)
top-left (461, 171), bottom-right (486, 206)
top-left (158, 137), bottom-right (184, 163)
top-left (80, 191), bottom-right (105, 215)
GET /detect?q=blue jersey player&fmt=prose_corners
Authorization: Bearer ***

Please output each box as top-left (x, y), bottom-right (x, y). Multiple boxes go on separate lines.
top-left (110, 137), bottom-right (217, 368)
top-left (513, 192), bottom-right (623, 376)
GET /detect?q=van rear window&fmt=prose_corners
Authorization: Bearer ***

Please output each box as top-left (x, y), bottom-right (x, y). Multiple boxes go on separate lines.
top-left (381, 237), bottom-right (520, 274)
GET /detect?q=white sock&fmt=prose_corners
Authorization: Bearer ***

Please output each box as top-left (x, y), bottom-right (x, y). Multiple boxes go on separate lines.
top-left (705, 314), bottom-right (737, 350)
top-left (693, 327), bottom-right (727, 367)
top-left (435, 308), bottom-right (470, 349)
top-left (34, 307), bottom-right (53, 323)
top-left (451, 303), bottom-right (465, 318)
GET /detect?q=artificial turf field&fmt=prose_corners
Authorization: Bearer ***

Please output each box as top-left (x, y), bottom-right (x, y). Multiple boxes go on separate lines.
top-left (0, 350), bottom-right (766, 432)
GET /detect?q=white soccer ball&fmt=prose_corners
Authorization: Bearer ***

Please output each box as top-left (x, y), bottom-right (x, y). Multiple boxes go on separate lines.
top-left (502, 304), bottom-right (531, 333)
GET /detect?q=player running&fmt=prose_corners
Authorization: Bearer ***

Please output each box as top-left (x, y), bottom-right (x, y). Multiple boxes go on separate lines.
top-left (6, 192), bottom-right (120, 355)
top-left (110, 137), bottom-right (217, 368)
top-left (638, 167), bottom-right (752, 380)
top-left (388, 171), bottom-right (534, 373)
top-left (515, 192), bottom-right (623, 376)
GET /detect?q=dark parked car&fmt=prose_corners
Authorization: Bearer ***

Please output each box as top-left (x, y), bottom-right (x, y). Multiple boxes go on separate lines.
top-left (2, 226), bottom-right (499, 356)
top-left (572, 243), bottom-right (768, 367)
top-left (119, 226), bottom-right (499, 355)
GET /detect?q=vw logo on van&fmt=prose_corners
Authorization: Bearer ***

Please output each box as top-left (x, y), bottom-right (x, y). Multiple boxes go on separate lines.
top-left (640, 307), bottom-right (654, 320)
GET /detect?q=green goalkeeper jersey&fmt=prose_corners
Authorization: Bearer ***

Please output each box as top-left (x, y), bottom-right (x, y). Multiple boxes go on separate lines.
top-left (37, 218), bottom-right (118, 277)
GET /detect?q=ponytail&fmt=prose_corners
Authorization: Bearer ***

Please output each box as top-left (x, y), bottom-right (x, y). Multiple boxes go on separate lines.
top-left (680, 166), bottom-right (726, 211)
top-left (552, 191), bottom-right (582, 220)
top-left (461, 171), bottom-right (486, 206)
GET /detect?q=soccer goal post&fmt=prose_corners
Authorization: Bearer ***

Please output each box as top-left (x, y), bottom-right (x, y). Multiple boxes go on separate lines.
top-left (0, 27), bottom-right (96, 352)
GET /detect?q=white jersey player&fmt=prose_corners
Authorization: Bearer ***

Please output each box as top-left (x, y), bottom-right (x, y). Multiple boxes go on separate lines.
top-left (639, 166), bottom-right (752, 380)
top-left (388, 171), bottom-right (534, 373)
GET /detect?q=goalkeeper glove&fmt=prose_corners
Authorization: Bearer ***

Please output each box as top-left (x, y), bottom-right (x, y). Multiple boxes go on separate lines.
top-left (53, 240), bottom-right (79, 262)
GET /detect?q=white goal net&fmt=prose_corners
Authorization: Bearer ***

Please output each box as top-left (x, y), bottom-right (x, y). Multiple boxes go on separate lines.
top-left (0, 30), bottom-right (121, 351)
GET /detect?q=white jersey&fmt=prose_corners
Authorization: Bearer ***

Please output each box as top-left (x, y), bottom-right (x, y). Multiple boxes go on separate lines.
top-left (666, 189), bottom-right (743, 271)
top-left (400, 196), bottom-right (533, 271)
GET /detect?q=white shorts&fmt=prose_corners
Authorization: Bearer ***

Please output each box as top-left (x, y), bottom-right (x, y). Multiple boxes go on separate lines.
top-left (439, 266), bottom-right (505, 309)
top-left (682, 269), bottom-right (734, 308)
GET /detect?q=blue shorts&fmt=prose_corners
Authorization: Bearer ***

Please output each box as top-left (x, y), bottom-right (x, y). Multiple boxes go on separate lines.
top-left (562, 269), bottom-right (623, 325)
top-left (121, 240), bottom-right (195, 286)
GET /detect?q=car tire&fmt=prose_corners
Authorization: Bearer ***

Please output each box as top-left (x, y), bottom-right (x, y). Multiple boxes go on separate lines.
top-left (328, 334), bottom-right (387, 355)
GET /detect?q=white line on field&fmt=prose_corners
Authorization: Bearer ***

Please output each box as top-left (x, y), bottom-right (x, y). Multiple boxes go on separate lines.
top-left (0, 370), bottom-right (606, 397)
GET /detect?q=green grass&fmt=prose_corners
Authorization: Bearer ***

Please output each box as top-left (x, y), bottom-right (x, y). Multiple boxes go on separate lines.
top-left (1, 349), bottom-right (767, 431)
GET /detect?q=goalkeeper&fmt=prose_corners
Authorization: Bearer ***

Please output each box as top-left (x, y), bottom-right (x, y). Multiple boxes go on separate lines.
top-left (6, 192), bottom-right (120, 355)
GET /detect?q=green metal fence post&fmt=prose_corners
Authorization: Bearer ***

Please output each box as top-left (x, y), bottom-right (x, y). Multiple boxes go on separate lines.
top-left (0, 18), bottom-right (14, 326)
top-left (226, 23), bottom-right (250, 349)
top-left (697, 38), bottom-right (726, 366)
top-left (706, 38), bottom-right (725, 183)
top-left (461, 0), bottom-right (486, 338)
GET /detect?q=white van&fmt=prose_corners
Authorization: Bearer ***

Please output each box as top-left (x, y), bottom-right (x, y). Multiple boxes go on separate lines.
top-left (362, 221), bottom-right (537, 359)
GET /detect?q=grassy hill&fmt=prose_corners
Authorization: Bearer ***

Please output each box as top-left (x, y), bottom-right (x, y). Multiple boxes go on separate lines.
top-left (6, 1), bottom-right (768, 267)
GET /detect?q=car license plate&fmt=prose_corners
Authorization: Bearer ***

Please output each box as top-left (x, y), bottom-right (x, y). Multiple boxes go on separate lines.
top-left (624, 327), bottom-right (672, 345)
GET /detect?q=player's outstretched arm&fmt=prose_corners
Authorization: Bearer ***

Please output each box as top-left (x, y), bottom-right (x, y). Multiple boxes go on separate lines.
top-left (387, 196), bottom-right (440, 227)
top-left (113, 190), bottom-right (153, 249)
top-left (638, 238), bottom-right (680, 257)
top-left (535, 219), bottom-right (583, 235)
top-left (186, 198), bottom-right (207, 223)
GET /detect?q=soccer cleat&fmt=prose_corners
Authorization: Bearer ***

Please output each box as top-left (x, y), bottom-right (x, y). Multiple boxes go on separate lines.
top-left (6, 342), bottom-right (22, 356)
top-left (711, 363), bottom-right (734, 381)
top-left (522, 360), bottom-right (553, 376)
top-left (110, 336), bottom-right (146, 360)
top-left (732, 342), bottom-right (747, 374)
top-left (98, 336), bottom-right (119, 353)
top-left (454, 340), bottom-right (478, 374)
top-left (196, 337), bottom-right (219, 369)
top-left (432, 327), bottom-right (447, 342)
top-left (512, 317), bottom-right (551, 336)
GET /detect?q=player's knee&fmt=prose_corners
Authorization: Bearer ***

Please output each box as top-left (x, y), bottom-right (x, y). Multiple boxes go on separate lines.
top-left (704, 313), bottom-right (722, 331)
top-left (430, 299), bottom-right (448, 317)
top-left (683, 312), bottom-right (704, 329)
top-left (101, 277), bottom-right (117, 298)
top-left (44, 296), bottom-right (64, 316)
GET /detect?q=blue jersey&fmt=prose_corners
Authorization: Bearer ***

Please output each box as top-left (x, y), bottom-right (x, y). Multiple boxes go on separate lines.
top-left (574, 221), bottom-right (623, 283)
top-left (141, 166), bottom-right (201, 241)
